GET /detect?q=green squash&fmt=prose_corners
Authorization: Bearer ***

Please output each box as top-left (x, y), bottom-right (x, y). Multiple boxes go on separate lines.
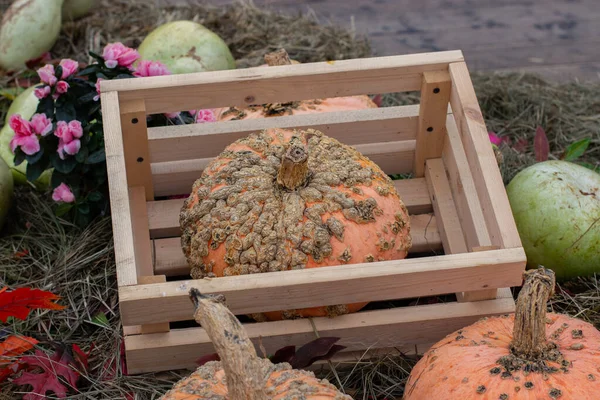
top-left (507, 160), bottom-right (600, 281)
top-left (137, 20), bottom-right (236, 75)
top-left (0, 86), bottom-right (52, 188)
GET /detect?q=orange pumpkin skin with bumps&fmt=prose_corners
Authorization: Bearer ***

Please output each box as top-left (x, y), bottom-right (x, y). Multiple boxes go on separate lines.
top-left (161, 361), bottom-right (352, 399)
top-left (404, 268), bottom-right (600, 400)
top-left (179, 128), bottom-right (411, 321)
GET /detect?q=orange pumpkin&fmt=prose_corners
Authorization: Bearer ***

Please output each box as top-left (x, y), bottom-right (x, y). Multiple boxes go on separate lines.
top-left (213, 49), bottom-right (378, 122)
top-left (160, 289), bottom-right (353, 399)
top-left (179, 128), bottom-right (411, 321)
top-left (404, 267), bottom-right (600, 400)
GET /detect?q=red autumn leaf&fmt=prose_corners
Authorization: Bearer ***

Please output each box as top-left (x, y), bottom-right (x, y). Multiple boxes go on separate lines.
top-left (269, 345), bottom-right (297, 365)
top-left (12, 346), bottom-right (81, 400)
top-left (288, 337), bottom-right (346, 369)
top-left (196, 352), bottom-right (220, 366)
top-left (14, 249), bottom-right (29, 259)
top-left (513, 138), bottom-right (529, 154)
top-left (71, 343), bottom-right (93, 373)
top-left (372, 94), bottom-right (383, 107)
top-left (0, 287), bottom-right (66, 323)
top-left (534, 126), bottom-right (550, 162)
top-left (0, 335), bottom-right (38, 382)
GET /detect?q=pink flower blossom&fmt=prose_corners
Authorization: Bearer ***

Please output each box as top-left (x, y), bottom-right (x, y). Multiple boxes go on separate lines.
top-left (165, 112), bottom-right (180, 119)
top-left (37, 64), bottom-right (57, 86)
top-left (8, 115), bottom-right (39, 155)
top-left (56, 80), bottom-right (70, 94)
top-left (94, 78), bottom-right (103, 101)
top-left (30, 113), bottom-right (53, 136)
top-left (488, 131), bottom-right (509, 146)
top-left (59, 58), bottom-right (79, 79)
top-left (55, 120), bottom-right (83, 159)
top-left (133, 60), bottom-right (171, 77)
top-left (52, 183), bottom-right (75, 203)
top-left (193, 109), bottom-right (216, 123)
top-left (34, 85), bottom-right (51, 99)
top-left (102, 42), bottom-right (140, 69)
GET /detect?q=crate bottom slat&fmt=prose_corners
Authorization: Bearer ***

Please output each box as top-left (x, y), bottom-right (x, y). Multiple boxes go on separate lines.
top-left (124, 288), bottom-right (514, 374)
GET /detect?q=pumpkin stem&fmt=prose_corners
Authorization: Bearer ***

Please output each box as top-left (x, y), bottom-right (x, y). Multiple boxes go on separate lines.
top-left (277, 139), bottom-right (309, 190)
top-left (264, 48), bottom-right (292, 66)
top-left (510, 266), bottom-right (556, 360)
top-left (188, 288), bottom-right (269, 400)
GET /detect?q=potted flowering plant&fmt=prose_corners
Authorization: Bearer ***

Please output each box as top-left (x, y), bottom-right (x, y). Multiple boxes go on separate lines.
top-left (7, 42), bottom-right (215, 227)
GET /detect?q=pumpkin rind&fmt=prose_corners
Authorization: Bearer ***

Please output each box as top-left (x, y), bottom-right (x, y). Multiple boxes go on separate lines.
top-left (404, 268), bottom-right (600, 400)
top-left (161, 360), bottom-right (352, 399)
top-left (179, 128), bottom-right (411, 320)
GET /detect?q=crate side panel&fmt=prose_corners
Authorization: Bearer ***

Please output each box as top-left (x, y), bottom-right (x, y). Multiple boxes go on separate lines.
top-left (151, 140), bottom-right (415, 197)
top-left (448, 62), bottom-right (522, 250)
top-left (119, 248), bottom-right (526, 326)
top-left (154, 213), bottom-right (442, 277)
top-left (442, 114), bottom-right (492, 249)
top-left (101, 91), bottom-right (138, 287)
top-left (148, 105), bottom-right (422, 163)
top-left (124, 293), bottom-right (513, 374)
top-left (101, 51), bottom-right (464, 114)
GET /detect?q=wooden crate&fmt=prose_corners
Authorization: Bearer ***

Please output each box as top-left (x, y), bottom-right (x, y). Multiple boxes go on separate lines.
top-left (100, 50), bottom-right (527, 374)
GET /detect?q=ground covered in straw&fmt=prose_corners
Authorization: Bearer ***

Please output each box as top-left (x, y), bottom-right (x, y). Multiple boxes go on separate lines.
top-left (0, 0), bottom-right (599, 399)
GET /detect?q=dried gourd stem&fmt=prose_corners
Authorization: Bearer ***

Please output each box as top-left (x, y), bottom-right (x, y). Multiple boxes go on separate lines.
top-left (510, 267), bottom-right (556, 360)
top-left (277, 141), bottom-right (309, 190)
top-left (188, 288), bottom-right (268, 400)
top-left (264, 48), bottom-right (292, 66)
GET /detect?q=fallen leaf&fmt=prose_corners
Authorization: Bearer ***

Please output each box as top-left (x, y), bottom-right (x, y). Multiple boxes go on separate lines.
top-left (534, 126), bottom-right (549, 162)
top-left (372, 94), bottom-right (383, 107)
top-left (0, 287), bottom-right (66, 323)
top-left (13, 249), bottom-right (29, 259)
top-left (513, 138), bottom-right (529, 154)
top-left (269, 345), bottom-right (297, 365)
top-left (12, 346), bottom-right (80, 400)
top-left (72, 343), bottom-right (93, 373)
top-left (195, 353), bottom-right (220, 367)
top-left (288, 337), bottom-right (345, 369)
top-left (0, 336), bottom-right (38, 382)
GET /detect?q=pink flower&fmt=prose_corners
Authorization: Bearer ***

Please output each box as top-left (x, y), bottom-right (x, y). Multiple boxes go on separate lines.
top-left (133, 60), bottom-right (171, 77)
top-left (94, 78), bottom-right (103, 101)
top-left (59, 58), bottom-right (79, 79)
top-left (30, 113), bottom-right (53, 136)
top-left (56, 80), bottom-right (70, 94)
top-left (9, 114), bottom-right (32, 136)
top-left (102, 42), bottom-right (140, 69)
top-left (55, 120), bottom-right (83, 159)
top-left (34, 85), bottom-right (51, 99)
top-left (57, 139), bottom-right (81, 159)
top-left (8, 115), bottom-right (39, 155)
top-left (488, 131), bottom-right (510, 146)
top-left (193, 109), bottom-right (216, 123)
top-left (52, 183), bottom-right (75, 203)
top-left (165, 112), bottom-right (180, 119)
top-left (37, 64), bottom-right (57, 86)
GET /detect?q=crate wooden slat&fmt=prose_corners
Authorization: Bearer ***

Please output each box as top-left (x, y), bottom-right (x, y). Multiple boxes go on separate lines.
top-left (100, 49), bottom-right (527, 375)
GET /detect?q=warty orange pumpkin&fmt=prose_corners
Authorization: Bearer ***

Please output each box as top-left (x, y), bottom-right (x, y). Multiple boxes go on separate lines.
top-left (159, 288), bottom-right (353, 400)
top-left (213, 49), bottom-right (378, 122)
top-left (403, 266), bottom-right (600, 400)
top-left (179, 128), bottom-right (412, 321)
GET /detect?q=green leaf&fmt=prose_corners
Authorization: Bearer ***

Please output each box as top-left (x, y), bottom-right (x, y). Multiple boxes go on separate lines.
top-left (14, 149), bottom-right (26, 166)
top-left (51, 155), bottom-right (78, 174)
top-left (56, 102), bottom-right (77, 122)
top-left (563, 138), bottom-right (591, 161)
top-left (88, 191), bottom-right (103, 202)
top-left (90, 311), bottom-right (110, 327)
top-left (54, 65), bottom-right (63, 80)
top-left (37, 95), bottom-right (54, 119)
top-left (86, 148), bottom-right (105, 164)
top-left (25, 147), bottom-right (44, 164)
top-left (26, 161), bottom-right (47, 182)
top-left (78, 202), bottom-right (90, 215)
top-left (76, 146), bottom-right (89, 163)
top-left (55, 203), bottom-right (73, 217)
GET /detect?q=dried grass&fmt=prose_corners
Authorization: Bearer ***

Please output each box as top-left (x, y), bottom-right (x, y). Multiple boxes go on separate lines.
top-left (0, 0), bottom-right (599, 399)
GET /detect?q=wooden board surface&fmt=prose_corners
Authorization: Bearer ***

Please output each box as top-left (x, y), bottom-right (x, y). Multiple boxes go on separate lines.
top-left (124, 291), bottom-right (516, 374)
top-left (196, 0), bottom-right (600, 82)
top-left (100, 51), bottom-right (463, 114)
top-left (119, 247), bottom-right (525, 326)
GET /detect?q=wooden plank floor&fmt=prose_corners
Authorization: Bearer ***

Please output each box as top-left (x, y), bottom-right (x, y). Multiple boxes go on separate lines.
top-left (196, 0), bottom-right (600, 83)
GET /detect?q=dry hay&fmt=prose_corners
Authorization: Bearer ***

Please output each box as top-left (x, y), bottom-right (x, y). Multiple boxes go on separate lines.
top-left (0, 0), bottom-right (599, 399)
